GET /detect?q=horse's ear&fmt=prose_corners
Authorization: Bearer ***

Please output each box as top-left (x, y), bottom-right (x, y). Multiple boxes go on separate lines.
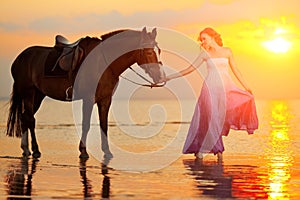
top-left (141, 27), bottom-right (148, 43)
top-left (142, 27), bottom-right (147, 35)
top-left (151, 28), bottom-right (157, 39)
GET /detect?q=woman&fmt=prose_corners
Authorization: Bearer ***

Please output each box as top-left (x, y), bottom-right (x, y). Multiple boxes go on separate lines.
top-left (161, 27), bottom-right (258, 160)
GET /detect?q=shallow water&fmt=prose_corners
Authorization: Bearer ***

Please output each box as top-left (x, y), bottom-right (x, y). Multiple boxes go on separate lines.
top-left (0, 99), bottom-right (300, 199)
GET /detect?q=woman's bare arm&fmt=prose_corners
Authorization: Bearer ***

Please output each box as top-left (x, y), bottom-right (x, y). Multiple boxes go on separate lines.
top-left (227, 48), bottom-right (252, 93)
top-left (164, 52), bottom-right (205, 81)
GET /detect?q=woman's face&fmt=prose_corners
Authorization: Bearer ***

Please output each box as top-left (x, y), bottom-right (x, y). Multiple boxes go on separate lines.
top-left (200, 33), bottom-right (213, 49)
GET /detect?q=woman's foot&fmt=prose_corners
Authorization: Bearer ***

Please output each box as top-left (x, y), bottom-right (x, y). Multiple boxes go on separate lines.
top-left (195, 152), bottom-right (203, 159)
top-left (217, 152), bottom-right (223, 162)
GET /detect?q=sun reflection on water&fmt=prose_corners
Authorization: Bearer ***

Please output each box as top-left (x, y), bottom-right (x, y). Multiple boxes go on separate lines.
top-left (266, 101), bottom-right (293, 199)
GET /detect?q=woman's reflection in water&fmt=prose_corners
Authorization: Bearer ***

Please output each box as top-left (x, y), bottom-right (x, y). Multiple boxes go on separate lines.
top-left (79, 157), bottom-right (111, 199)
top-left (5, 157), bottom-right (38, 199)
top-left (183, 158), bottom-right (232, 198)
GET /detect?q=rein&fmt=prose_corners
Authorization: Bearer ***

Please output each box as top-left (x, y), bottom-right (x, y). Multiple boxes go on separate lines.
top-left (120, 66), bottom-right (166, 88)
top-left (120, 45), bottom-right (166, 88)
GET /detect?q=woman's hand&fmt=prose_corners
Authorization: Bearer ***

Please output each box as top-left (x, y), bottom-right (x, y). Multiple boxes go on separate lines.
top-left (246, 88), bottom-right (253, 95)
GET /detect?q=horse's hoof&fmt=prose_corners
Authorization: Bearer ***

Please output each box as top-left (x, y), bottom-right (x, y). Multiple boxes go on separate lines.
top-left (104, 152), bottom-right (113, 159)
top-left (22, 151), bottom-right (31, 157)
top-left (32, 151), bottom-right (41, 158)
top-left (79, 153), bottom-right (89, 159)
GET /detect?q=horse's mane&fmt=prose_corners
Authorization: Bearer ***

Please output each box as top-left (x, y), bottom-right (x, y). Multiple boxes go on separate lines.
top-left (78, 30), bottom-right (131, 54)
top-left (100, 29), bottom-right (128, 41)
top-left (80, 30), bottom-right (130, 44)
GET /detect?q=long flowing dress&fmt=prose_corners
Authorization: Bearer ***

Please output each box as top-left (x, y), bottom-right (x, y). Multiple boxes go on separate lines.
top-left (183, 57), bottom-right (258, 155)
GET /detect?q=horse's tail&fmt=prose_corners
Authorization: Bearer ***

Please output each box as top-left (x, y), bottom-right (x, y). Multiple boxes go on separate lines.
top-left (6, 82), bottom-right (22, 137)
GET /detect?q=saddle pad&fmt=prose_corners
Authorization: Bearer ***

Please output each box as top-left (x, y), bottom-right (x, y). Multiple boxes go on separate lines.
top-left (44, 49), bottom-right (68, 77)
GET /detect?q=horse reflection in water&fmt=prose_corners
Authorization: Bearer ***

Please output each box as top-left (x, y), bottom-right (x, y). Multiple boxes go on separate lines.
top-left (4, 157), bottom-right (111, 199)
top-left (79, 158), bottom-right (111, 199)
top-left (79, 158), bottom-right (93, 198)
top-left (5, 158), bottom-right (38, 199)
top-left (100, 159), bottom-right (111, 199)
top-left (6, 27), bottom-right (165, 160)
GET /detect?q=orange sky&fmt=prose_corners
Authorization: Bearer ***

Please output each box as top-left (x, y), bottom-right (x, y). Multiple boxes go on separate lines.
top-left (1, 0), bottom-right (300, 99)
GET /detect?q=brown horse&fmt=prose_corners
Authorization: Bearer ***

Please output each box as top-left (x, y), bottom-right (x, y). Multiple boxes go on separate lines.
top-left (6, 27), bottom-right (165, 159)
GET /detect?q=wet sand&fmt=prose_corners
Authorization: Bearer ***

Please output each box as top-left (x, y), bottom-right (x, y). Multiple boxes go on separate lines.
top-left (1, 100), bottom-right (300, 199)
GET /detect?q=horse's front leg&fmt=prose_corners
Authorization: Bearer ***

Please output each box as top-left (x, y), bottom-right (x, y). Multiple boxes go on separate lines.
top-left (97, 98), bottom-right (113, 159)
top-left (79, 99), bottom-right (94, 159)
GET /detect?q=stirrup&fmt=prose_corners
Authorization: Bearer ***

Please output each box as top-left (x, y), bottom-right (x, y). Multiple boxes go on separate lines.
top-left (66, 86), bottom-right (73, 101)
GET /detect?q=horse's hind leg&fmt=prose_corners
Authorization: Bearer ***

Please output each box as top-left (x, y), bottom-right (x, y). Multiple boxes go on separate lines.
top-left (21, 109), bottom-right (35, 157)
top-left (20, 92), bottom-right (33, 157)
top-left (21, 89), bottom-right (44, 158)
top-left (30, 90), bottom-right (45, 158)
top-left (21, 129), bottom-right (31, 157)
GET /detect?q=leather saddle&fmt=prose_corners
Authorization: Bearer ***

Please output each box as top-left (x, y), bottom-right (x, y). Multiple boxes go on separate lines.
top-left (55, 35), bottom-right (81, 48)
top-left (51, 35), bottom-right (84, 72)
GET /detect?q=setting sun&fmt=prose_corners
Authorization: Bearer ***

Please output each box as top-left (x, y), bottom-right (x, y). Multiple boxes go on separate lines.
top-left (262, 37), bottom-right (291, 54)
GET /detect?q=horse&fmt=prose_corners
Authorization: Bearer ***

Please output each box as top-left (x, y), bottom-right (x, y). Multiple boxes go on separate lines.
top-left (6, 27), bottom-right (166, 159)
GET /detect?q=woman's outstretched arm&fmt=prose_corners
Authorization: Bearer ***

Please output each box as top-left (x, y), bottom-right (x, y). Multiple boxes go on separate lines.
top-left (162, 53), bottom-right (205, 82)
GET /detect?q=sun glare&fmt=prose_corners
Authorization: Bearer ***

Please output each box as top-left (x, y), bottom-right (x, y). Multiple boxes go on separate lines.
top-left (262, 37), bottom-right (291, 54)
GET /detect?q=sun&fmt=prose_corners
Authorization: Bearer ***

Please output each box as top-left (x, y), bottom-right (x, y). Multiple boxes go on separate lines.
top-left (262, 37), bottom-right (291, 54)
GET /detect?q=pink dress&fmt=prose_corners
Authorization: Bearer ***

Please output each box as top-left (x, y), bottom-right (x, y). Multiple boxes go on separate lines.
top-left (183, 58), bottom-right (258, 155)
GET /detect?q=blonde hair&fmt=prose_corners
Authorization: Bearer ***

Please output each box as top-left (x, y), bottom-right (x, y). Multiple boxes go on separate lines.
top-left (198, 27), bottom-right (223, 47)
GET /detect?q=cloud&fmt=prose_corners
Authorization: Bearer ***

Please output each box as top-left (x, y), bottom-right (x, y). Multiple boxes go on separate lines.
top-left (1, 0), bottom-right (300, 35)
top-left (1, 9), bottom-right (197, 34)
top-left (0, 22), bottom-right (22, 32)
top-left (1, 0), bottom-right (300, 99)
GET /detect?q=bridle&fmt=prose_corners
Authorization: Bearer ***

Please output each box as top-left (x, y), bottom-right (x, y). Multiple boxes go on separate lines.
top-left (120, 44), bottom-right (166, 88)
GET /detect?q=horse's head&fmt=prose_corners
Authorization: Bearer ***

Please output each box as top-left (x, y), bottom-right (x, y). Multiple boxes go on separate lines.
top-left (136, 27), bottom-right (166, 84)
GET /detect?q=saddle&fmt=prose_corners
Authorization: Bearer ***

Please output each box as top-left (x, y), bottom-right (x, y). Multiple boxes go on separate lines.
top-left (52, 35), bottom-right (84, 72)
top-left (44, 35), bottom-right (85, 100)
top-left (55, 35), bottom-right (82, 48)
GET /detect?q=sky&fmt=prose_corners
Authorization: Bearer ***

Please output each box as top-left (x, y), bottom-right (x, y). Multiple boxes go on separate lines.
top-left (1, 0), bottom-right (300, 100)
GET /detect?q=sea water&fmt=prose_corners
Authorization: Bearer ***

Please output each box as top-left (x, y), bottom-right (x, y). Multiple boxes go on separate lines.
top-left (0, 99), bottom-right (299, 199)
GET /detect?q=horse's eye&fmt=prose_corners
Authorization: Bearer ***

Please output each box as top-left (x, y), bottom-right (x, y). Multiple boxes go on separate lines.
top-left (143, 49), bottom-right (153, 56)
